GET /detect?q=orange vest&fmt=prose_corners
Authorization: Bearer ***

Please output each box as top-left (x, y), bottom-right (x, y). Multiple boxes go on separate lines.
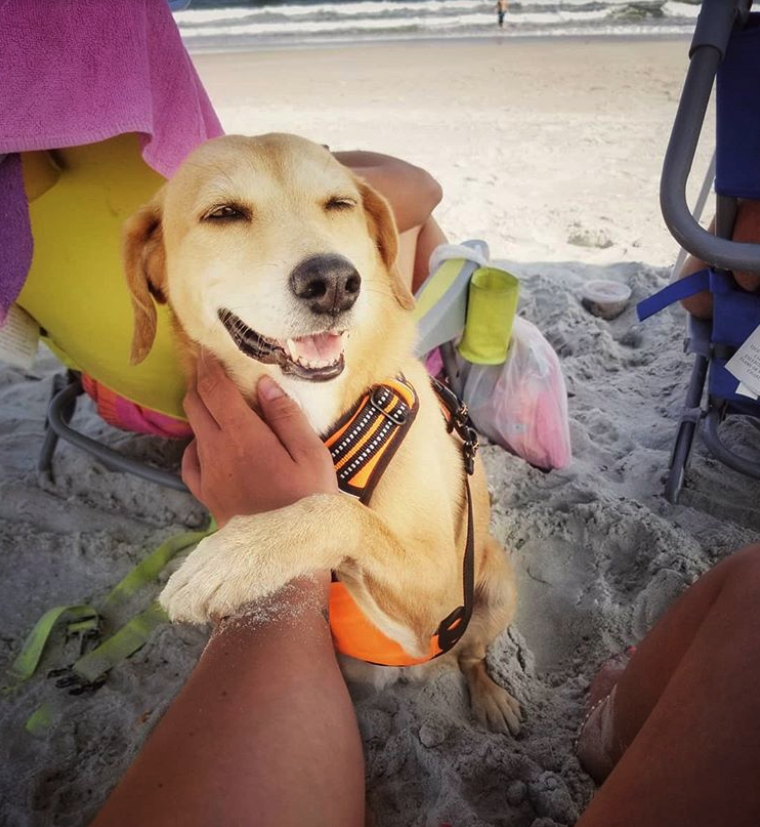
top-left (329, 582), bottom-right (455, 667)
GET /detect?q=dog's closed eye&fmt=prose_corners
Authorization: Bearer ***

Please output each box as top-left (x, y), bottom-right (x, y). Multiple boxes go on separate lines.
top-left (203, 204), bottom-right (251, 222)
top-left (324, 196), bottom-right (357, 212)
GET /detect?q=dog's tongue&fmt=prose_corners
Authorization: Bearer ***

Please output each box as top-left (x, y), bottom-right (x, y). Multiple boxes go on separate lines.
top-left (286, 332), bottom-right (344, 365)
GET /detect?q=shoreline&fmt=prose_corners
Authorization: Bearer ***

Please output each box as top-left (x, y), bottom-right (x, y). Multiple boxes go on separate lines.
top-left (185, 30), bottom-right (692, 56)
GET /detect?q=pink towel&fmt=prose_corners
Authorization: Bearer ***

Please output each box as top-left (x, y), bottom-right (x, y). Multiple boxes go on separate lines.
top-left (0, 0), bottom-right (222, 175)
top-left (0, 0), bottom-right (224, 322)
top-left (0, 155), bottom-right (34, 326)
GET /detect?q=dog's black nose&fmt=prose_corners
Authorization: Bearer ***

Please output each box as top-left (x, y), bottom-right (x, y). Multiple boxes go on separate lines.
top-left (289, 255), bottom-right (361, 315)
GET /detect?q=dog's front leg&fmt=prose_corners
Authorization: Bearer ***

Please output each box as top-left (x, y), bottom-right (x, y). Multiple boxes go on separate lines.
top-left (160, 493), bottom-right (435, 652)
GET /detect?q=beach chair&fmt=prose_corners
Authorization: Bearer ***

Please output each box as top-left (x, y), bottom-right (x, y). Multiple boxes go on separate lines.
top-left (1, 0), bottom-right (523, 704)
top-left (16, 137), bottom-right (194, 492)
top-left (637, 0), bottom-right (760, 503)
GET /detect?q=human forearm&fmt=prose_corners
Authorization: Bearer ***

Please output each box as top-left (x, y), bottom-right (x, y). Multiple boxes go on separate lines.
top-left (334, 150), bottom-right (443, 232)
top-left (91, 574), bottom-right (365, 827)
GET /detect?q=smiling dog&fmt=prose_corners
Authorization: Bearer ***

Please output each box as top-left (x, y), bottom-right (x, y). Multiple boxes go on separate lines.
top-left (123, 133), bottom-right (521, 733)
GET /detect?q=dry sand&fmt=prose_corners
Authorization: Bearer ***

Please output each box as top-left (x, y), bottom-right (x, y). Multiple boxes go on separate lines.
top-left (3, 38), bottom-right (760, 827)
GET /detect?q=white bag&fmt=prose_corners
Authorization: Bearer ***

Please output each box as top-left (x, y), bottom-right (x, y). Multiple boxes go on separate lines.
top-left (460, 317), bottom-right (572, 470)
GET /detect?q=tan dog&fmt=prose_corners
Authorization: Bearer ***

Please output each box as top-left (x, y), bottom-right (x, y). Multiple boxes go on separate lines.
top-left (123, 133), bottom-right (520, 733)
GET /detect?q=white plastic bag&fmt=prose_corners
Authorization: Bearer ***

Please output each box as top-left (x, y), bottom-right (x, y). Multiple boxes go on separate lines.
top-left (460, 317), bottom-right (572, 470)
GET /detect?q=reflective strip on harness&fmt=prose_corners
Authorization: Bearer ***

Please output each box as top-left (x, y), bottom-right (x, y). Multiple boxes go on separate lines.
top-left (325, 376), bottom-right (419, 504)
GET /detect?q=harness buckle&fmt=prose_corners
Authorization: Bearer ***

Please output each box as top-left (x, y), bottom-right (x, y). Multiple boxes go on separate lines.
top-left (436, 605), bottom-right (467, 652)
top-left (47, 665), bottom-right (107, 696)
top-left (370, 386), bottom-right (408, 426)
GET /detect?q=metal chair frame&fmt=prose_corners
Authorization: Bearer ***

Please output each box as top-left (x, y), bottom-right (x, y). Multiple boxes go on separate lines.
top-left (39, 372), bottom-right (189, 492)
top-left (659, 0), bottom-right (760, 502)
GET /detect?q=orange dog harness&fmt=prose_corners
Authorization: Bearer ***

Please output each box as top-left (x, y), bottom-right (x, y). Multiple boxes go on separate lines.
top-left (325, 376), bottom-right (478, 667)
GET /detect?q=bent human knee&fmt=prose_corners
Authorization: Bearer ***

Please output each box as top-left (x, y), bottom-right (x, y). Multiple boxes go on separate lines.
top-left (716, 542), bottom-right (760, 598)
top-left (421, 171), bottom-right (443, 210)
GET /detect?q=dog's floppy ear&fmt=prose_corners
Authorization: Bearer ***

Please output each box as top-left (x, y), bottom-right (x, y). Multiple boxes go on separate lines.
top-left (358, 180), bottom-right (415, 310)
top-left (122, 191), bottom-right (168, 365)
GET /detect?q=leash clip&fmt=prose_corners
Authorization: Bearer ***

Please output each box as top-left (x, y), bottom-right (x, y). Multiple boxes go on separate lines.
top-left (370, 386), bottom-right (408, 426)
top-left (463, 428), bottom-right (479, 475)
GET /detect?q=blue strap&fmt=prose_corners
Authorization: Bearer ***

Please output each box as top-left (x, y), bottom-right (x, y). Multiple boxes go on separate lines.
top-left (636, 269), bottom-right (711, 322)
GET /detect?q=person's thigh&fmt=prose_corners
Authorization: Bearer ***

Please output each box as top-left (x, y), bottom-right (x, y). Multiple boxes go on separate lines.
top-left (578, 543), bottom-right (760, 827)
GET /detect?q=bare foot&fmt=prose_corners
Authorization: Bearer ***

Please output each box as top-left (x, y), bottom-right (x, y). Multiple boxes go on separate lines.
top-left (587, 645), bottom-right (636, 707)
top-left (576, 646), bottom-right (636, 783)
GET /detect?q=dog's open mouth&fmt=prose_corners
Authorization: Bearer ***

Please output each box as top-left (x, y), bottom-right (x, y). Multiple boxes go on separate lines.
top-left (218, 309), bottom-right (346, 381)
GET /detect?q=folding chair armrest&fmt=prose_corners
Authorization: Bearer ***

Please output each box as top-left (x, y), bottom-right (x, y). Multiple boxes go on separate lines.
top-left (689, 0), bottom-right (750, 58)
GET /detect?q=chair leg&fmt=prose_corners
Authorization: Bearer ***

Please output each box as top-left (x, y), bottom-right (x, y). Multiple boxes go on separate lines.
top-left (665, 353), bottom-right (709, 504)
top-left (701, 405), bottom-right (760, 480)
top-left (38, 372), bottom-right (82, 476)
top-left (41, 372), bottom-right (188, 492)
top-left (665, 420), bottom-right (697, 504)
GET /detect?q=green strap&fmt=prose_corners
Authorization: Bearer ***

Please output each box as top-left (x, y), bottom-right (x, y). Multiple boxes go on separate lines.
top-left (2, 604), bottom-right (98, 694)
top-left (25, 702), bottom-right (54, 736)
top-left (72, 601), bottom-right (169, 684)
top-left (101, 526), bottom-right (214, 612)
top-left (66, 617), bottom-right (100, 636)
top-left (4, 519), bottom-right (217, 694)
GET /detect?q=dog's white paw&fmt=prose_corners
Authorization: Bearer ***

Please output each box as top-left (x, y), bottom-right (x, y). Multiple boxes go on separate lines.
top-left (159, 517), bottom-right (287, 623)
top-left (160, 501), bottom-right (347, 624)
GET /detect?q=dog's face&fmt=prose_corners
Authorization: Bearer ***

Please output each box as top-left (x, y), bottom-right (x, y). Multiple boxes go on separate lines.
top-left (123, 133), bottom-right (414, 415)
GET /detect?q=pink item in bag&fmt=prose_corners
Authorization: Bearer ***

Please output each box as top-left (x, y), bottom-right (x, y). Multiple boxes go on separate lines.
top-left (460, 317), bottom-right (572, 470)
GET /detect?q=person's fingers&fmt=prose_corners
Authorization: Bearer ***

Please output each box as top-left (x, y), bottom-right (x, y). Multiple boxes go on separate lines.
top-left (181, 439), bottom-right (202, 498)
top-left (256, 375), bottom-right (327, 461)
top-left (195, 350), bottom-right (254, 428)
top-left (183, 387), bottom-right (220, 436)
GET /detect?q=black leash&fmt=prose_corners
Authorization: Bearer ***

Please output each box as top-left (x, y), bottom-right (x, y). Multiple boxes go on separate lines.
top-left (429, 377), bottom-right (479, 655)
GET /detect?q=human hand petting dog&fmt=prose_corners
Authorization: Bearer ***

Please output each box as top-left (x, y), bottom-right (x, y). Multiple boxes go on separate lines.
top-left (181, 353), bottom-right (338, 527)
top-left (160, 353), bottom-right (347, 624)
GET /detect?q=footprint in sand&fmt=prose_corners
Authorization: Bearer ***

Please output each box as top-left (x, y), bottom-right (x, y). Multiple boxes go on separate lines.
top-left (567, 224), bottom-right (614, 250)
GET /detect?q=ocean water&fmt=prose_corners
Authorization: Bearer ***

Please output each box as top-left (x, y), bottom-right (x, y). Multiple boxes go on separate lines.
top-left (175, 0), bottom-right (699, 51)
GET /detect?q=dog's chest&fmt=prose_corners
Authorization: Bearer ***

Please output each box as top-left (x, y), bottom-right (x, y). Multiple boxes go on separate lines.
top-left (280, 376), bottom-right (348, 435)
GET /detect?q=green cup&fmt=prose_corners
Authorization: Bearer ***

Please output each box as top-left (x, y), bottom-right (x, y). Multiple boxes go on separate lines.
top-left (457, 267), bottom-right (519, 364)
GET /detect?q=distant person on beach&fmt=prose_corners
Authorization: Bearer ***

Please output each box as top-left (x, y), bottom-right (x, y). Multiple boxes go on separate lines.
top-left (91, 355), bottom-right (760, 827)
top-left (496, 0), bottom-right (509, 29)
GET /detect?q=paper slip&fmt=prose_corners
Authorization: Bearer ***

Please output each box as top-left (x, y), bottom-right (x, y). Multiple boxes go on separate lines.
top-left (0, 304), bottom-right (40, 370)
top-left (737, 382), bottom-right (759, 401)
top-left (726, 323), bottom-right (760, 398)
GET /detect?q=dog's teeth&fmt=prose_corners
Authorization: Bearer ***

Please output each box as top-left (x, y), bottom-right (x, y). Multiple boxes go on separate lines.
top-left (286, 338), bottom-right (298, 361)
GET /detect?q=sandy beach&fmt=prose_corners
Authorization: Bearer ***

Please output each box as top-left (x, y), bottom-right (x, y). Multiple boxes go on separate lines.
top-left (3, 36), bottom-right (759, 827)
